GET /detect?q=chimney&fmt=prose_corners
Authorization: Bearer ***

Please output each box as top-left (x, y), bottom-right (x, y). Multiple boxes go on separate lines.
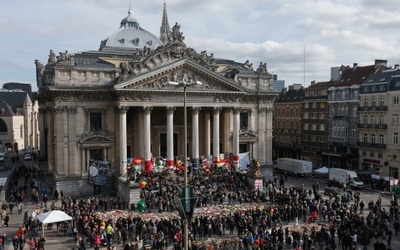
top-left (282, 87), bottom-right (288, 96)
top-left (375, 59), bottom-right (388, 68)
top-left (395, 64), bottom-right (399, 69)
top-left (353, 63), bottom-right (358, 71)
top-left (310, 80), bottom-right (316, 86)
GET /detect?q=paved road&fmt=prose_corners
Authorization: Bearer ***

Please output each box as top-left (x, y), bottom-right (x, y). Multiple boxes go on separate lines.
top-left (1, 164), bottom-right (399, 250)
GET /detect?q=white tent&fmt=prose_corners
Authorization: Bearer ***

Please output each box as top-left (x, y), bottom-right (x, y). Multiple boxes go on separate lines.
top-left (313, 166), bottom-right (329, 175)
top-left (37, 210), bottom-right (73, 236)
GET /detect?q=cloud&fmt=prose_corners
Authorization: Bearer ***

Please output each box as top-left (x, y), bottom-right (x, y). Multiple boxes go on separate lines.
top-left (1, 0), bottom-right (400, 90)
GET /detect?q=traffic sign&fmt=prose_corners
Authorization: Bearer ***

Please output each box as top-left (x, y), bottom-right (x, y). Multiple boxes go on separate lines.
top-left (174, 186), bottom-right (197, 221)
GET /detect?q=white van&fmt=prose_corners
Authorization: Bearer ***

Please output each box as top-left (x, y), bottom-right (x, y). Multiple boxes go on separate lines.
top-left (329, 168), bottom-right (364, 189)
top-left (0, 153), bottom-right (4, 162)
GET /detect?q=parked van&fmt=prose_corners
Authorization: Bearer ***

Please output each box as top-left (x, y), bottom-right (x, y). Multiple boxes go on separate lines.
top-left (329, 168), bottom-right (364, 189)
top-left (0, 153), bottom-right (4, 162)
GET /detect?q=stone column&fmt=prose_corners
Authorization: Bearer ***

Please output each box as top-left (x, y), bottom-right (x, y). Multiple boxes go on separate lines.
top-left (81, 146), bottom-right (86, 176)
top-left (233, 107), bottom-right (241, 169)
top-left (67, 107), bottom-right (77, 176)
top-left (103, 147), bottom-right (107, 161)
top-left (46, 107), bottom-right (54, 173)
top-left (251, 108), bottom-right (257, 131)
top-left (192, 107), bottom-right (201, 167)
top-left (138, 112), bottom-right (144, 157)
top-left (256, 107), bottom-right (267, 164)
top-left (118, 106), bottom-right (128, 176)
top-left (265, 107), bottom-right (274, 165)
top-left (38, 108), bottom-right (46, 159)
top-left (166, 107), bottom-right (175, 169)
top-left (213, 107), bottom-right (222, 162)
top-left (143, 107), bottom-right (153, 173)
top-left (54, 107), bottom-right (66, 176)
top-left (204, 111), bottom-right (211, 158)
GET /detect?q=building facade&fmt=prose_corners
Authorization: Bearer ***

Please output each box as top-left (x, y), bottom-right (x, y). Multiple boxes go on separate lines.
top-left (0, 88), bottom-right (39, 152)
top-left (273, 84), bottom-right (303, 160)
top-left (35, 5), bottom-right (278, 197)
top-left (358, 66), bottom-right (400, 178)
top-left (325, 61), bottom-right (387, 170)
top-left (301, 80), bottom-right (335, 168)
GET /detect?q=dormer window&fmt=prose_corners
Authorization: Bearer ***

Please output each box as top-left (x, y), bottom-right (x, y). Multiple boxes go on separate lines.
top-left (132, 38), bottom-right (140, 46)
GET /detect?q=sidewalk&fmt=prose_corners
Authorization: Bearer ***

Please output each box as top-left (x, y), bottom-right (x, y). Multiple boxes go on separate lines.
top-left (2, 158), bottom-right (76, 250)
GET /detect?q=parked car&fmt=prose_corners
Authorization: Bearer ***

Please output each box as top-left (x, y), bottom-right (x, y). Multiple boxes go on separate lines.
top-left (24, 153), bottom-right (32, 161)
top-left (0, 153), bottom-right (4, 162)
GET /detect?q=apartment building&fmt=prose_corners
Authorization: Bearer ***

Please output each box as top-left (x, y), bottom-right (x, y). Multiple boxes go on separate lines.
top-left (359, 66), bottom-right (400, 178)
top-left (273, 84), bottom-right (304, 159)
top-left (301, 80), bottom-right (336, 168)
top-left (325, 61), bottom-right (387, 169)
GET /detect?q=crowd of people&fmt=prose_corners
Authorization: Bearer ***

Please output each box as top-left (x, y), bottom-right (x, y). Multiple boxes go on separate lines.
top-left (2, 162), bottom-right (400, 250)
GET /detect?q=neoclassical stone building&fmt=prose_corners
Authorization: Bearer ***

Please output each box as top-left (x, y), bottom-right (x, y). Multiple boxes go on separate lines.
top-left (35, 4), bottom-right (277, 198)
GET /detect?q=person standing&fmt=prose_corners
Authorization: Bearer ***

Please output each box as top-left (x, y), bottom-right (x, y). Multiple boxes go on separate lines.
top-left (3, 213), bottom-right (9, 227)
top-left (37, 236), bottom-right (45, 250)
top-left (0, 233), bottom-right (6, 250)
top-left (28, 237), bottom-right (36, 250)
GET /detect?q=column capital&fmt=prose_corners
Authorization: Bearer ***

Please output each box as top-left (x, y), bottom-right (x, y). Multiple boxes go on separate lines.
top-left (116, 106), bottom-right (129, 113)
top-left (213, 107), bottom-right (222, 114)
top-left (258, 107), bottom-right (267, 114)
top-left (233, 107), bottom-right (242, 114)
top-left (54, 107), bottom-right (66, 114)
top-left (166, 107), bottom-right (176, 114)
top-left (192, 107), bottom-right (201, 114)
top-left (66, 107), bottom-right (77, 115)
top-left (143, 106), bottom-right (153, 114)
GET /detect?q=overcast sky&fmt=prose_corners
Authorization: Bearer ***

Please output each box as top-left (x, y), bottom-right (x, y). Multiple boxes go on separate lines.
top-left (1, 0), bottom-right (400, 91)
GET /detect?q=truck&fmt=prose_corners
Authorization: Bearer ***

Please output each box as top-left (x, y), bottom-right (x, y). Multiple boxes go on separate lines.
top-left (275, 158), bottom-right (313, 176)
top-left (328, 168), bottom-right (364, 189)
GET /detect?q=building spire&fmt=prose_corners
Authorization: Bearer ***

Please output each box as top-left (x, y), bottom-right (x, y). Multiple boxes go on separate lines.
top-left (159, 0), bottom-right (171, 45)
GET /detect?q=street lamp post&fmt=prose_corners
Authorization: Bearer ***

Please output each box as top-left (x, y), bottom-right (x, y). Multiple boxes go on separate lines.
top-left (169, 79), bottom-right (201, 250)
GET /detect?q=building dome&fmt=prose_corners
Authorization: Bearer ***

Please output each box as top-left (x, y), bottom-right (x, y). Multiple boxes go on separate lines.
top-left (100, 9), bottom-right (163, 51)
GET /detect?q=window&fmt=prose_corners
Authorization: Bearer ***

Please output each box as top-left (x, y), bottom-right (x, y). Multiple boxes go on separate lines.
top-left (379, 135), bottom-right (384, 145)
top-left (363, 116), bottom-right (368, 124)
top-left (371, 134), bottom-right (376, 144)
top-left (371, 99), bottom-right (376, 107)
top-left (393, 114), bottom-right (399, 124)
top-left (352, 107), bottom-right (357, 117)
top-left (90, 112), bottom-right (102, 131)
top-left (394, 132), bottom-right (399, 145)
top-left (364, 99), bottom-right (368, 107)
top-left (371, 116), bottom-right (375, 125)
top-left (240, 112), bottom-right (248, 129)
top-left (379, 99), bottom-right (385, 106)
top-left (352, 129), bottom-right (357, 139)
top-left (363, 134), bottom-right (368, 143)
top-left (379, 116), bottom-right (384, 125)
top-left (394, 96), bottom-right (399, 105)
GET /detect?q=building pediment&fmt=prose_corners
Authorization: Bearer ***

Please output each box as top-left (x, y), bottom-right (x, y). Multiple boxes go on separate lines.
top-left (114, 59), bottom-right (247, 93)
top-left (239, 128), bottom-right (258, 142)
top-left (80, 130), bottom-right (113, 143)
